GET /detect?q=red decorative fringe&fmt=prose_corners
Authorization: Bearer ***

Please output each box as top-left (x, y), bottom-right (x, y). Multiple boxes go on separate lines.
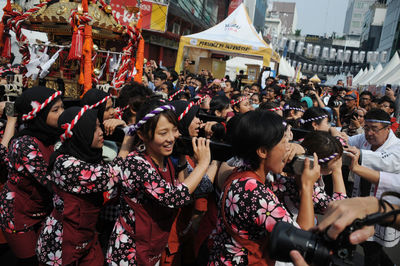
top-left (67, 29), bottom-right (83, 61)
top-left (1, 34), bottom-right (11, 59)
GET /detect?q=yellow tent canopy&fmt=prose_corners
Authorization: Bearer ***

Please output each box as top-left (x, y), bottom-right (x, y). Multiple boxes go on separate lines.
top-left (310, 74), bottom-right (321, 83)
top-left (174, 3), bottom-right (279, 73)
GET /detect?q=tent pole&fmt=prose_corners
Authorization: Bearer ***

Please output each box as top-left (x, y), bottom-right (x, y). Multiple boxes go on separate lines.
top-left (175, 37), bottom-right (186, 73)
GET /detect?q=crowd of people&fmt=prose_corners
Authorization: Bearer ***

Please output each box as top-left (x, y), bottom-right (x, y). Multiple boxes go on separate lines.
top-left (0, 58), bottom-right (399, 266)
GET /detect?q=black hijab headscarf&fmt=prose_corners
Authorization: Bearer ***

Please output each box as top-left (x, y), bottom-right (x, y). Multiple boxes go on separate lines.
top-left (80, 88), bottom-right (109, 123)
top-left (14, 86), bottom-right (63, 146)
top-left (170, 100), bottom-right (199, 136)
top-left (53, 106), bottom-right (103, 164)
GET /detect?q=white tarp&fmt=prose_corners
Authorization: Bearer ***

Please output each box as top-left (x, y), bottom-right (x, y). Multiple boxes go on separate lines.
top-left (279, 57), bottom-right (295, 77)
top-left (360, 63), bottom-right (383, 85)
top-left (352, 68), bottom-right (364, 84)
top-left (368, 52), bottom-right (399, 85)
top-left (355, 67), bottom-right (374, 85)
top-left (184, 4), bottom-right (270, 50)
top-left (225, 57), bottom-right (263, 80)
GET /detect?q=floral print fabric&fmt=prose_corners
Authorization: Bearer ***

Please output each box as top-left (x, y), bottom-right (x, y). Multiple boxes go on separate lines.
top-left (271, 174), bottom-right (347, 216)
top-left (0, 136), bottom-right (52, 233)
top-left (208, 174), bottom-right (294, 265)
top-left (36, 154), bottom-right (123, 265)
top-left (106, 152), bottom-right (192, 265)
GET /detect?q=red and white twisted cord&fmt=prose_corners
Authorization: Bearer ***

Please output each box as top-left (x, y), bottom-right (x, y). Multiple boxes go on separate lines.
top-left (195, 95), bottom-right (210, 105)
top-left (168, 89), bottom-right (185, 101)
top-left (60, 95), bottom-right (112, 142)
top-left (178, 101), bottom-right (195, 121)
top-left (267, 107), bottom-right (283, 112)
top-left (230, 96), bottom-right (249, 106)
top-left (21, 91), bottom-right (62, 121)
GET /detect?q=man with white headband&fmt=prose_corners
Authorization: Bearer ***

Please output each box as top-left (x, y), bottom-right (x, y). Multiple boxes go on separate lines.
top-left (347, 108), bottom-right (400, 266)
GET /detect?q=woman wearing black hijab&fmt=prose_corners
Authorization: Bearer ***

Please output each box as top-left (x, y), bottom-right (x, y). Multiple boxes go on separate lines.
top-left (36, 106), bottom-right (132, 266)
top-left (0, 86), bottom-right (64, 265)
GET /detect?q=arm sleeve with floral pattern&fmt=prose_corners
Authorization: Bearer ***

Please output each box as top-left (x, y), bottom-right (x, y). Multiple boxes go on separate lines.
top-left (224, 178), bottom-right (295, 240)
top-left (11, 136), bottom-right (51, 186)
top-left (122, 154), bottom-right (192, 208)
top-left (0, 144), bottom-right (7, 167)
top-left (312, 185), bottom-right (347, 214)
top-left (53, 155), bottom-right (124, 194)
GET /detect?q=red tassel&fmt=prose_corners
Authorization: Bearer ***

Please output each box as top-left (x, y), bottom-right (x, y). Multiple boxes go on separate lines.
top-left (0, 23), bottom-right (4, 50)
top-left (67, 28), bottom-right (83, 61)
top-left (1, 34), bottom-right (11, 59)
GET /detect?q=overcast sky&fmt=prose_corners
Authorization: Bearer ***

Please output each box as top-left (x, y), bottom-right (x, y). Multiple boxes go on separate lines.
top-left (0, 0), bottom-right (350, 37)
top-left (279, 0), bottom-right (350, 36)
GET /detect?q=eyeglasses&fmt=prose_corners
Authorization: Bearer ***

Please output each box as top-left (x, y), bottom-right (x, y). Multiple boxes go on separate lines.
top-left (363, 125), bottom-right (388, 133)
top-left (380, 104), bottom-right (390, 108)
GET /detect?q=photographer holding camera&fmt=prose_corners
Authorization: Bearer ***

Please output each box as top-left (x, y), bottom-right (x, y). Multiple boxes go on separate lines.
top-left (208, 110), bottom-right (322, 265)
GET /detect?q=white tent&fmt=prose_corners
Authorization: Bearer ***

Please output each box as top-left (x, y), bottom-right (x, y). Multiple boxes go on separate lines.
top-left (356, 67), bottom-right (374, 85)
top-left (383, 67), bottom-right (400, 85)
top-left (352, 68), bottom-right (364, 84)
top-left (360, 63), bottom-right (383, 85)
top-left (368, 52), bottom-right (400, 85)
top-left (225, 57), bottom-right (263, 80)
top-left (175, 3), bottom-right (279, 72)
top-left (279, 57), bottom-right (295, 77)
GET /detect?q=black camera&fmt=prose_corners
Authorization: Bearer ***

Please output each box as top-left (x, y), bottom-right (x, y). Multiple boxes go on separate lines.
top-left (283, 155), bottom-right (314, 176)
top-left (177, 136), bottom-right (233, 162)
top-left (269, 221), bottom-right (360, 265)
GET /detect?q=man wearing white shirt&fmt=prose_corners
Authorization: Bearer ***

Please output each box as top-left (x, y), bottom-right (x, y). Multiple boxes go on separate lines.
top-left (348, 108), bottom-right (400, 266)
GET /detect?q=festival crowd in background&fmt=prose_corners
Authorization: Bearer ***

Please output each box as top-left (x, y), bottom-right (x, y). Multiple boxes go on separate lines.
top-left (0, 55), bottom-right (399, 266)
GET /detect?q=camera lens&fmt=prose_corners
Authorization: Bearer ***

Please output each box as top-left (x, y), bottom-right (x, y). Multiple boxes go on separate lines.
top-left (269, 222), bottom-right (331, 264)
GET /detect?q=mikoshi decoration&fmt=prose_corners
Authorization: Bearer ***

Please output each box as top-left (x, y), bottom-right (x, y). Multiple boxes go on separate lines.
top-left (98, 0), bottom-right (142, 89)
top-left (134, 11), bottom-right (144, 84)
top-left (80, 0), bottom-right (93, 97)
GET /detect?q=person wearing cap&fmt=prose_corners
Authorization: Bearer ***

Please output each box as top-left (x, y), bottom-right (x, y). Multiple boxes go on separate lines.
top-left (346, 108), bottom-right (400, 265)
top-left (0, 86), bottom-right (64, 264)
top-left (339, 91), bottom-right (358, 128)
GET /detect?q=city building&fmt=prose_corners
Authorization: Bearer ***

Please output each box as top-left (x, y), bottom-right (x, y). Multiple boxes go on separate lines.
top-left (378, 0), bottom-right (400, 58)
top-left (343, 0), bottom-right (376, 37)
top-left (360, 1), bottom-right (387, 51)
top-left (230, 0), bottom-right (268, 34)
top-left (264, 14), bottom-right (282, 40)
top-left (270, 1), bottom-right (297, 35)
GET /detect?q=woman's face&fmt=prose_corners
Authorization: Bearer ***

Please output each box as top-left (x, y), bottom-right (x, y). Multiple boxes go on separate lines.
top-left (238, 98), bottom-right (253, 114)
top-left (103, 98), bottom-right (115, 121)
top-left (216, 105), bottom-right (233, 119)
top-left (146, 115), bottom-right (180, 158)
top-left (264, 135), bottom-right (289, 174)
top-left (251, 95), bottom-right (260, 105)
top-left (91, 119), bottom-right (104, 149)
top-left (188, 116), bottom-right (201, 137)
top-left (313, 117), bottom-right (330, 132)
top-left (46, 99), bottom-right (64, 128)
top-left (356, 110), bottom-right (365, 124)
top-left (243, 87), bottom-right (250, 96)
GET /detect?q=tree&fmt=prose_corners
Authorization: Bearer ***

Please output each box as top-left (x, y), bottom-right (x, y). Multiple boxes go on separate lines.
top-left (295, 29), bottom-right (301, 36)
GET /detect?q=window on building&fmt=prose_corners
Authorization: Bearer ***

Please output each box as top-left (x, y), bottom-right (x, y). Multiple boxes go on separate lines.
top-left (172, 23), bottom-right (181, 35)
top-left (353, 13), bottom-right (362, 18)
top-left (352, 21), bottom-right (361, 27)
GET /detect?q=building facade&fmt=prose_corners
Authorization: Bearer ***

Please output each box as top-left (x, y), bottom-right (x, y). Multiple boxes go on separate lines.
top-left (242, 0), bottom-right (268, 33)
top-left (360, 2), bottom-right (387, 51)
top-left (378, 0), bottom-right (400, 58)
top-left (343, 0), bottom-right (376, 37)
top-left (270, 1), bottom-right (297, 35)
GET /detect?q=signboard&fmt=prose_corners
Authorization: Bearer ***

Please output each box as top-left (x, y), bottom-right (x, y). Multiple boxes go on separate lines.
top-left (228, 0), bottom-right (243, 15)
top-left (110, 0), bottom-right (168, 32)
